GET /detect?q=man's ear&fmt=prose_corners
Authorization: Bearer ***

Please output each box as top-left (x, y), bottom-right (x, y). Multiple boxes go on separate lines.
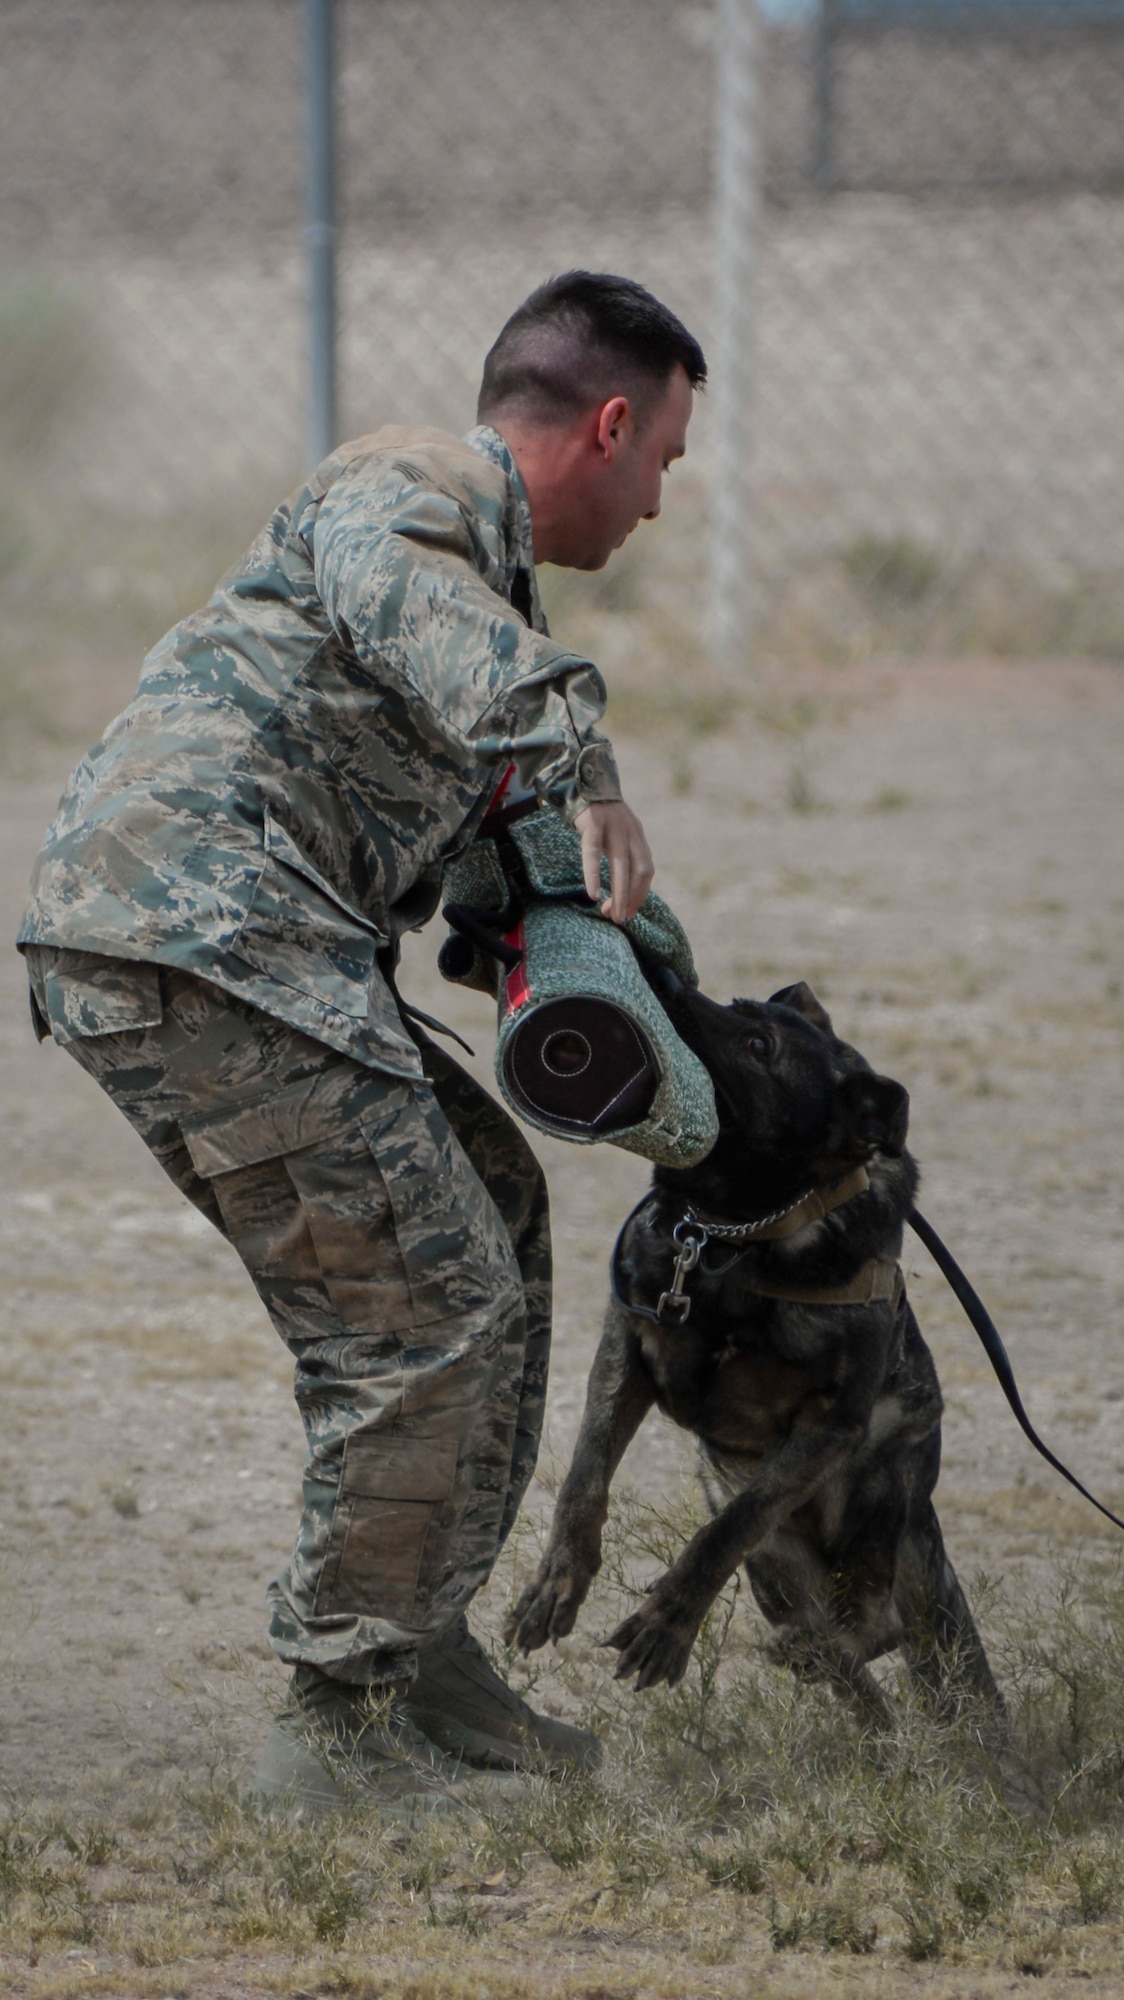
top-left (596, 395), bottom-right (631, 459)
top-left (769, 981), bottom-right (834, 1037)
top-left (834, 1072), bottom-right (910, 1159)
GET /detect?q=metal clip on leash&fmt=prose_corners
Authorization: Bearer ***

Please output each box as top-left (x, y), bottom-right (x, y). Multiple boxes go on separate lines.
top-left (657, 1221), bottom-right (709, 1325)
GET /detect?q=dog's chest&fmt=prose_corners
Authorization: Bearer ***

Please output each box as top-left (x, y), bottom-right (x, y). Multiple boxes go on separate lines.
top-left (639, 1318), bottom-right (829, 1453)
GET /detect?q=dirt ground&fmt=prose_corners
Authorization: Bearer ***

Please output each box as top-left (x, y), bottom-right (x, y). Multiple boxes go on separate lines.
top-left (1, 655), bottom-right (1123, 1995)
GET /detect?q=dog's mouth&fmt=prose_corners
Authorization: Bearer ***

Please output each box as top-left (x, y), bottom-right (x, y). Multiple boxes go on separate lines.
top-left (650, 963), bottom-right (687, 1012)
top-left (712, 1084), bottom-right (737, 1128)
top-left (651, 966), bottom-right (714, 1052)
top-left (652, 964), bottom-right (701, 1052)
top-left (651, 969), bottom-right (748, 1132)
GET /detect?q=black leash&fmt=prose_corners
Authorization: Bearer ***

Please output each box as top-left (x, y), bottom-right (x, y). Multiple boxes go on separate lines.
top-left (909, 1205), bottom-right (1124, 1536)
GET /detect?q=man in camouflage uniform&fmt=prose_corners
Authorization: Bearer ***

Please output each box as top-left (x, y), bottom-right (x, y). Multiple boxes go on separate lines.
top-left (19, 272), bottom-right (706, 1810)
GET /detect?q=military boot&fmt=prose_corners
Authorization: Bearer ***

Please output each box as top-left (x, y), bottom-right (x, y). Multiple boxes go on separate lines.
top-left (403, 1615), bottom-right (601, 1773)
top-left (251, 1663), bottom-right (528, 1817)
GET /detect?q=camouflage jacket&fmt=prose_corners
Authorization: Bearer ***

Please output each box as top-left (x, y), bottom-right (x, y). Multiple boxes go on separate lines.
top-left (19, 425), bottom-right (620, 1078)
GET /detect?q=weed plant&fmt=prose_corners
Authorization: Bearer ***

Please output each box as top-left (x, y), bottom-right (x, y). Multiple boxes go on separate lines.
top-left (3, 1486), bottom-right (1124, 1993)
top-left (543, 506), bottom-right (1124, 740)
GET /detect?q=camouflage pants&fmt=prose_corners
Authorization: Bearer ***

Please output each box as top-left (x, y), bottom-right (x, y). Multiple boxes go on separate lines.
top-left (26, 948), bottom-right (551, 1685)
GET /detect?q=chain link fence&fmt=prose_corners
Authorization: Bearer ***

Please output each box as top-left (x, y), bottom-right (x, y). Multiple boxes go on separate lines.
top-left (2, 0), bottom-right (1123, 757)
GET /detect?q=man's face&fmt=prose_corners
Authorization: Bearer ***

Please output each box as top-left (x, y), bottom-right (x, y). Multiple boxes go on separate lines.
top-left (563, 364), bottom-right (694, 571)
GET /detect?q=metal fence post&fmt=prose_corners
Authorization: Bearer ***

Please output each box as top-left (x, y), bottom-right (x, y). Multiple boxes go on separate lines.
top-left (306, 0), bottom-right (337, 468)
top-left (708, 0), bottom-right (759, 672)
top-left (813, 0), bottom-right (841, 195)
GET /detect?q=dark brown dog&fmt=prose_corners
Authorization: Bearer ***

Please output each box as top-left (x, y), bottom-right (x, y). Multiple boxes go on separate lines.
top-left (506, 980), bottom-right (1004, 1732)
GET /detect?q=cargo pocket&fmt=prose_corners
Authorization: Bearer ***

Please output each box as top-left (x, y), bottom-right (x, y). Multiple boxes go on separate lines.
top-left (179, 1065), bottom-right (360, 1288)
top-left (180, 1067), bottom-right (350, 1180)
top-left (313, 1429), bottom-right (460, 1624)
top-left (365, 1083), bottom-right (513, 1331)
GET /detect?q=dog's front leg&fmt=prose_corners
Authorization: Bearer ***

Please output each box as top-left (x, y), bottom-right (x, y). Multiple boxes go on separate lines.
top-left (608, 1407), bottom-right (869, 1690)
top-left (505, 1303), bottom-right (656, 1653)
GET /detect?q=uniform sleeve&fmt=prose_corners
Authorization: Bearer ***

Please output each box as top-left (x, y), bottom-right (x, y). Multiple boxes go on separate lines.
top-left (312, 451), bottom-right (621, 821)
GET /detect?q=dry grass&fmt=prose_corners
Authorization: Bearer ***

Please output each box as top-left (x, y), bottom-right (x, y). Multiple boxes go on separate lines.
top-left (4, 1493), bottom-right (1124, 1996)
top-left (541, 508), bottom-right (1124, 724)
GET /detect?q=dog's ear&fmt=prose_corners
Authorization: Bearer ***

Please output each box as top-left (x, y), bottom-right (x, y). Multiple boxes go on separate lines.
top-left (769, 981), bottom-right (834, 1037)
top-left (835, 1072), bottom-right (910, 1158)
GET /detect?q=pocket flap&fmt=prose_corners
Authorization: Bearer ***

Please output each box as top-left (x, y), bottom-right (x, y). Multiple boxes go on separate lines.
top-left (340, 1431), bottom-right (459, 1503)
top-left (263, 806), bottom-right (388, 944)
top-left (35, 950), bottom-right (163, 1043)
top-left (180, 1069), bottom-right (341, 1176)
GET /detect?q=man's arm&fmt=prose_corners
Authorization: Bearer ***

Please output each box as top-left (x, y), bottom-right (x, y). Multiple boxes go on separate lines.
top-left (311, 447), bottom-right (647, 884)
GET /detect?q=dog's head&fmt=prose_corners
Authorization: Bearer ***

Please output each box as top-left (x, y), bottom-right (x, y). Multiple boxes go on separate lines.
top-left (656, 974), bottom-right (909, 1208)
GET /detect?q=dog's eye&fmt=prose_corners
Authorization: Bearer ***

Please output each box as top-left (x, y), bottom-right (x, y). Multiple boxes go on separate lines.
top-left (744, 1035), bottom-right (768, 1058)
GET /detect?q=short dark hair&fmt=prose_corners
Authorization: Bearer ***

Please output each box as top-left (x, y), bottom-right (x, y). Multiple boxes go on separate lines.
top-left (477, 271), bottom-right (706, 429)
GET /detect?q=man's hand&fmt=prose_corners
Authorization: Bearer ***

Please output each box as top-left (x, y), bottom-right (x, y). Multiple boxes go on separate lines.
top-left (574, 800), bottom-right (654, 924)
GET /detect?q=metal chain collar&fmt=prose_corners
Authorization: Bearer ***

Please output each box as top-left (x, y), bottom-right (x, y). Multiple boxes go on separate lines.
top-left (651, 1173), bottom-right (872, 1326)
top-left (682, 1187), bottom-right (816, 1242)
top-left (656, 1191), bottom-right (816, 1323)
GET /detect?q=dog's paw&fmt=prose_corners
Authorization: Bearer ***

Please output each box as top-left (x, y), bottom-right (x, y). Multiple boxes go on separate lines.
top-left (605, 1600), bottom-right (698, 1691)
top-left (504, 1551), bottom-right (597, 1654)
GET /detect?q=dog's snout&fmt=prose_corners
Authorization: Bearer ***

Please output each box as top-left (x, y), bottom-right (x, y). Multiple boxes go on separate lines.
top-left (652, 965), bottom-right (685, 1003)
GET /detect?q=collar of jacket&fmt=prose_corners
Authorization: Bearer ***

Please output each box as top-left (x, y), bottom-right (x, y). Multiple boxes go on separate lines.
top-left (462, 424), bottom-right (542, 624)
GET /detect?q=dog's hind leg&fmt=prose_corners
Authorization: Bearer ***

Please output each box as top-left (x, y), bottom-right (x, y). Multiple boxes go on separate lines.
top-left (895, 1502), bottom-right (1007, 1744)
top-left (762, 1619), bottom-right (896, 1728)
top-left (700, 1446), bottom-right (895, 1724)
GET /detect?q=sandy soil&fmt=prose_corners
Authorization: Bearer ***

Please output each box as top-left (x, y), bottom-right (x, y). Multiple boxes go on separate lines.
top-left (2, 653), bottom-right (1122, 1831)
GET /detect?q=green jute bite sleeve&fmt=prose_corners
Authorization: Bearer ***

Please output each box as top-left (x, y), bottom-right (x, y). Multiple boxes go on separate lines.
top-left (438, 810), bottom-right (718, 1169)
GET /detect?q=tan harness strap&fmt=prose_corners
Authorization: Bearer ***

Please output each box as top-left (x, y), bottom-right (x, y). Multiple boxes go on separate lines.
top-left (736, 1256), bottom-right (903, 1307)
